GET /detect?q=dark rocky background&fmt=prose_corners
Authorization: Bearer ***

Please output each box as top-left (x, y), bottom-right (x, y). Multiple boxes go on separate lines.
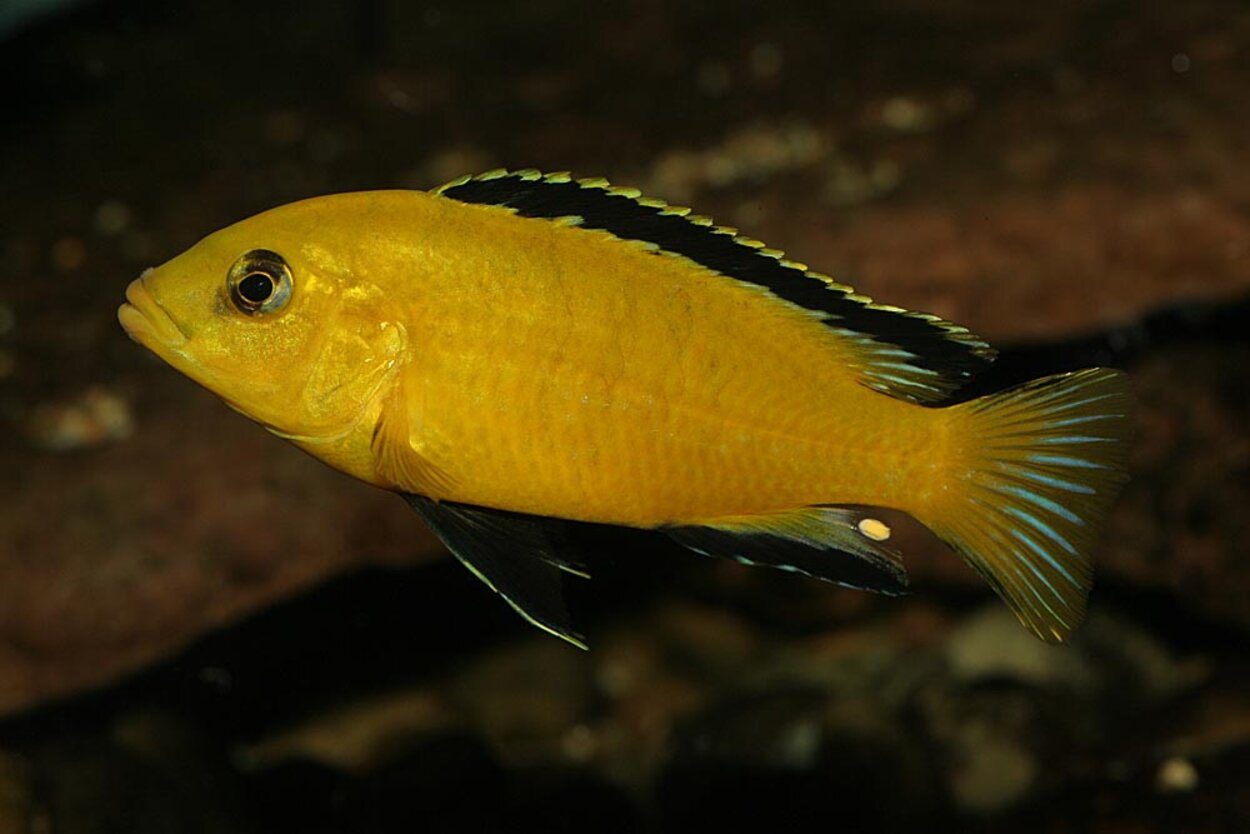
top-left (1, 0), bottom-right (1248, 830)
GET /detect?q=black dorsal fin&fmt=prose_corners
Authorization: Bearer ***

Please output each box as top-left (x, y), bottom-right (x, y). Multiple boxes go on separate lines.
top-left (435, 169), bottom-right (995, 403)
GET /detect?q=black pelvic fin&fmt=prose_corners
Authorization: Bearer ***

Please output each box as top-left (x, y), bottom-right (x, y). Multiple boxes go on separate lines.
top-left (664, 506), bottom-right (909, 595)
top-left (402, 494), bottom-right (588, 648)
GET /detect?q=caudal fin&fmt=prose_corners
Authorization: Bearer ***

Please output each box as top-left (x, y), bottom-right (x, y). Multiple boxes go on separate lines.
top-left (920, 368), bottom-right (1132, 643)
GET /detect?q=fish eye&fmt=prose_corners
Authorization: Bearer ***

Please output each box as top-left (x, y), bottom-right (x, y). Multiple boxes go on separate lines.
top-left (227, 249), bottom-right (293, 315)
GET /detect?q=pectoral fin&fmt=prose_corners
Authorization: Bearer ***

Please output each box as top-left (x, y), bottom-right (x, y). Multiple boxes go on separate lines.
top-left (402, 494), bottom-right (589, 649)
top-left (372, 390), bottom-right (458, 496)
top-left (664, 506), bottom-right (909, 595)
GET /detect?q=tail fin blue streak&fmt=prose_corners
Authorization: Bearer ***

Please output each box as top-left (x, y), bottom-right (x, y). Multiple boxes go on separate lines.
top-left (920, 368), bottom-right (1132, 642)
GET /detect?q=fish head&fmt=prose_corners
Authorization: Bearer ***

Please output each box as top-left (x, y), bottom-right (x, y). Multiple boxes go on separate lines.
top-left (118, 197), bottom-right (409, 449)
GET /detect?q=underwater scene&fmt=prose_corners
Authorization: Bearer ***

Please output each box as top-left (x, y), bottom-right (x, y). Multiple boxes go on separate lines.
top-left (2, 0), bottom-right (1249, 830)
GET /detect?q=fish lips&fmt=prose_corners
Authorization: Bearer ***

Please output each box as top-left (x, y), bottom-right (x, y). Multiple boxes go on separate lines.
top-left (118, 272), bottom-right (189, 353)
top-left (117, 275), bottom-right (279, 428)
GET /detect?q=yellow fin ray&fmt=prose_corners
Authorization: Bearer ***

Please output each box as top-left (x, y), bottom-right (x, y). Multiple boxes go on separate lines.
top-left (370, 381), bottom-right (457, 496)
top-left (921, 368), bottom-right (1132, 642)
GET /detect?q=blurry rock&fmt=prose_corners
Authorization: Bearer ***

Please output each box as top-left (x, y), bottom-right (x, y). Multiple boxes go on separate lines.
top-left (647, 613), bottom-right (946, 827)
top-left (667, 689), bottom-right (827, 770)
top-left (811, 188), bottom-right (1250, 344)
top-left (945, 606), bottom-right (1094, 688)
top-left (646, 121), bottom-right (827, 203)
top-left (92, 201), bottom-right (132, 237)
top-left (649, 603), bottom-right (762, 676)
top-left (263, 109), bottom-right (306, 146)
top-left (0, 750), bottom-right (39, 834)
top-left (695, 60), bottom-right (731, 96)
top-left (505, 767), bottom-right (640, 834)
top-left (748, 42), bottom-right (784, 80)
top-left (868, 89), bottom-right (975, 135)
top-left (924, 688), bottom-right (1041, 815)
top-left (917, 631), bottom-right (1070, 818)
top-left (0, 379), bottom-right (444, 716)
top-left (445, 638), bottom-right (594, 765)
top-left (343, 731), bottom-right (505, 834)
top-left (1075, 609), bottom-right (1209, 706)
top-left (590, 625), bottom-right (706, 789)
top-left (31, 719), bottom-right (247, 834)
top-left (1155, 756), bottom-right (1199, 793)
top-left (917, 604), bottom-right (1208, 816)
top-left (1099, 344), bottom-right (1250, 631)
top-left (49, 237), bottom-right (85, 272)
top-left (1003, 138), bottom-right (1061, 182)
top-left (515, 70), bottom-right (578, 112)
top-left (822, 157), bottom-right (903, 207)
top-left (1163, 689), bottom-right (1250, 765)
top-left (367, 70), bottom-right (454, 115)
top-left (558, 723), bottom-right (598, 764)
top-left (307, 129), bottom-right (345, 166)
top-left (946, 605), bottom-right (1203, 708)
top-left (661, 688), bottom-right (943, 830)
top-left (246, 758), bottom-right (350, 834)
top-left (241, 686), bottom-right (452, 773)
top-left (23, 384), bottom-right (133, 451)
top-left (118, 229), bottom-right (156, 263)
top-left (253, 742), bottom-right (641, 834)
top-left (877, 96), bottom-right (934, 133)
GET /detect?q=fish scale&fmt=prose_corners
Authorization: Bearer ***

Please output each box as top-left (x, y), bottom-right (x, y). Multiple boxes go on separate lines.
top-left (403, 210), bottom-right (935, 521)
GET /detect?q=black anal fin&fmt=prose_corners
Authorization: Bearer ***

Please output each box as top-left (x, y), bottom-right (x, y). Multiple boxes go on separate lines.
top-left (664, 506), bottom-right (909, 595)
top-left (402, 494), bottom-right (589, 649)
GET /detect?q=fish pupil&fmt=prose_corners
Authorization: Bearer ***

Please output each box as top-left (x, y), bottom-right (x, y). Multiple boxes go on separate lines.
top-left (239, 271), bottom-right (274, 304)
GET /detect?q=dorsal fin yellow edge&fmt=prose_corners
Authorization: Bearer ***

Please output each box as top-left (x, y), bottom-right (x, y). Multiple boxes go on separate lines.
top-left (434, 168), bottom-right (996, 404)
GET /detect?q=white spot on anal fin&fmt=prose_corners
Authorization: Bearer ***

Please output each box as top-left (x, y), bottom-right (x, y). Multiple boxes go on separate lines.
top-left (858, 517), bottom-right (891, 541)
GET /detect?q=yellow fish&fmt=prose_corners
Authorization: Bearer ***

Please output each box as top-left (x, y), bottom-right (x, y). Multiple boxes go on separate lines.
top-left (119, 170), bottom-right (1131, 647)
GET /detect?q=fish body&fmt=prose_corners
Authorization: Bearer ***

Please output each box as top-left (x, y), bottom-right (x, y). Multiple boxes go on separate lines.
top-left (119, 170), bottom-right (1131, 646)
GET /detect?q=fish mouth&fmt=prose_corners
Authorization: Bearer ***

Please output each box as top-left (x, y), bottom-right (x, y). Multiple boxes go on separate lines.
top-left (118, 272), bottom-right (189, 351)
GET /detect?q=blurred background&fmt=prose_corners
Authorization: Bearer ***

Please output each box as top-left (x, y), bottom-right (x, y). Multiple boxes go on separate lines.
top-left (2, 0), bottom-right (1249, 830)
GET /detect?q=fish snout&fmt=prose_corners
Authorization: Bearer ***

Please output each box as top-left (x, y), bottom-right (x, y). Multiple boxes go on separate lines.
top-left (118, 273), bottom-right (188, 349)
